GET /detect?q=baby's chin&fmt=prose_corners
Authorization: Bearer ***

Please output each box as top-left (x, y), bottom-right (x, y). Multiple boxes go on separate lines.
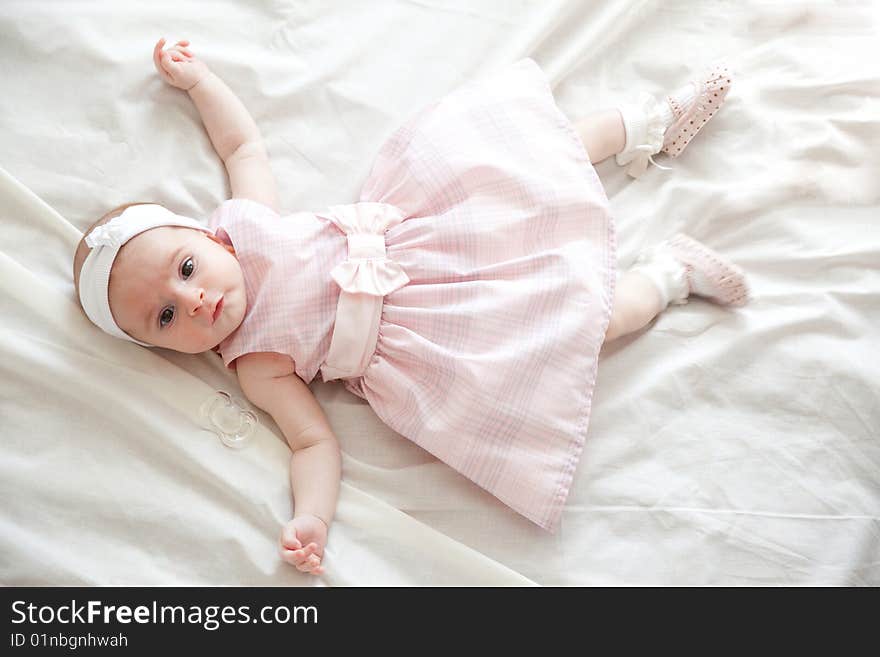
top-left (187, 323), bottom-right (244, 354)
top-left (183, 336), bottom-right (231, 354)
top-left (145, 307), bottom-right (245, 354)
top-left (157, 335), bottom-right (227, 355)
top-left (160, 345), bottom-right (213, 356)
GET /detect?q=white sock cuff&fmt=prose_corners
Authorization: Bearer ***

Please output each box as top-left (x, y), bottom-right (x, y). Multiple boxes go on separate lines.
top-left (618, 103), bottom-right (648, 156)
top-left (615, 93), bottom-right (672, 162)
top-left (629, 245), bottom-right (689, 307)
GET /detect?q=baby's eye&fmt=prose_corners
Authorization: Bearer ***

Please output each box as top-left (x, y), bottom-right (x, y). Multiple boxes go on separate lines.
top-left (181, 257), bottom-right (194, 278)
top-left (160, 307), bottom-right (174, 328)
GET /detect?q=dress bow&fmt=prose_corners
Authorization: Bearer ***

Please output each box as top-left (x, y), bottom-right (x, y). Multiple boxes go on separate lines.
top-left (319, 202), bottom-right (410, 297)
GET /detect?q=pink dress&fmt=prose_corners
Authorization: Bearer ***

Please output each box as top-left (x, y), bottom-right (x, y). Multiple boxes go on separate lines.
top-left (209, 58), bottom-right (616, 531)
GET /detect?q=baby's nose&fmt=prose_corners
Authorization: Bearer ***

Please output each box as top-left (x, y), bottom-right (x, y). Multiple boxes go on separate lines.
top-left (188, 288), bottom-right (206, 316)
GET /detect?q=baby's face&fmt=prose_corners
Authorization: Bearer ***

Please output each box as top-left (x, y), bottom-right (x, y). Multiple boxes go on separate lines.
top-left (107, 226), bottom-right (246, 353)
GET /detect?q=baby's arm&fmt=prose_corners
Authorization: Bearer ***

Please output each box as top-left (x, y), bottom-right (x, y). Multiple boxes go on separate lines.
top-left (236, 352), bottom-right (341, 576)
top-left (187, 72), bottom-right (281, 211)
top-left (153, 38), bottom-right (280, 212)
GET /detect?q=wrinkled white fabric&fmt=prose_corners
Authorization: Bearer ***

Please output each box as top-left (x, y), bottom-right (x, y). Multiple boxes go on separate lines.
top-left (2, 0), bottom-right (879, 586)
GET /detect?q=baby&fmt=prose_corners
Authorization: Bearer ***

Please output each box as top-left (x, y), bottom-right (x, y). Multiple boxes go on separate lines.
top-left (74, 39), bottom-right (748, 576)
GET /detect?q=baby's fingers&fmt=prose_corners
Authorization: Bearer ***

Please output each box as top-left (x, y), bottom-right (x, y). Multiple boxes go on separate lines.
top-left (282, 544), bottom-right (316, 563)
top-left (289, 545), bottom-right (317, 562)
top-left (153, 38), bottom-right (192, 77)
top-left (279, 547), bottom-right (322, 574)
top-left (168, 45), bottom-right (193, 60)
top-left (153, 38), bottom-right (167, 72)
top-left (280, 526), bottom-right (303, 552)
top-left (279, 548), bottom-right (301, 568)
top-left (296, 554), bottom-right (323, 574)
top-left (160, 51), bottom-right (183, 76)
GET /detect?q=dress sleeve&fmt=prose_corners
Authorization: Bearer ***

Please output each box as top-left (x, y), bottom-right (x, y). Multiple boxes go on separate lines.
top-left (208, 198), bottom-right (281, 232)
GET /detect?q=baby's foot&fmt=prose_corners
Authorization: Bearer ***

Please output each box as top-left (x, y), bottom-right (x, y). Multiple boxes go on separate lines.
top-left (616, 62), bottom-right (732, 177)
top-left (664, 233), bottom-right (750, 307)
top-left (661, 62), bottom-right (732, 158)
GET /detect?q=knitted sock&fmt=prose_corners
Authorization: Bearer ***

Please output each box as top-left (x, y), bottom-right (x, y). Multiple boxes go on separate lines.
top-left (628, 244), bottom-right (689, 308)
top-left (617, 98), bottom-right (663, 157)
top-left (618, 82), bottom-right (697, 157)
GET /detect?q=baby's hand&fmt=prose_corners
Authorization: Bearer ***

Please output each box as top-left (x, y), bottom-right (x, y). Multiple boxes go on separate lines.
top-left (279, 515), bottom-right (328, 575)
top-left (152, 37), bottom-right (210, 91)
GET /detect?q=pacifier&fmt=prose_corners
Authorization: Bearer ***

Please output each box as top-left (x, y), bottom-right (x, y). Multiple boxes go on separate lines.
top-left (199, 391), bottom-right (258, 449)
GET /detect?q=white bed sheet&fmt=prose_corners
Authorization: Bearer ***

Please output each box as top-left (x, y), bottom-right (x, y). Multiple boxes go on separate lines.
top-left (1, 0), bottom-right (878, 585)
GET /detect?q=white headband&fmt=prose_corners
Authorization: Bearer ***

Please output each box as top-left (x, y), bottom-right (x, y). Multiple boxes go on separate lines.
top-left (78, 204), bottom-right (211, 346)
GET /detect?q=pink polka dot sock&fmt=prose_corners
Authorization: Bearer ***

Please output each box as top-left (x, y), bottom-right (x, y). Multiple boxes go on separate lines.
top-left (657, 82), bottom-right (695, 129)
top-left (616, 62), bottom-right (732, 177)
top-left (631, 234), bottom-right (750, 309)
top-left (663, 233), bottom-right (750, 306)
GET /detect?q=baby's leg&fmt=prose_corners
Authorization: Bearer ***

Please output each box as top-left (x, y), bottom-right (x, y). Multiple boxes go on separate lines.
top-left (574, 110), bottom-right (626, 164)
top-left (605, 270), bottom-right (665, 341)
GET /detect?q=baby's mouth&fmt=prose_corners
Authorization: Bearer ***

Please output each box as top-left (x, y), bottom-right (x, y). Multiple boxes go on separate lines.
top-left (212, 296), bottom-right (224, 324)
